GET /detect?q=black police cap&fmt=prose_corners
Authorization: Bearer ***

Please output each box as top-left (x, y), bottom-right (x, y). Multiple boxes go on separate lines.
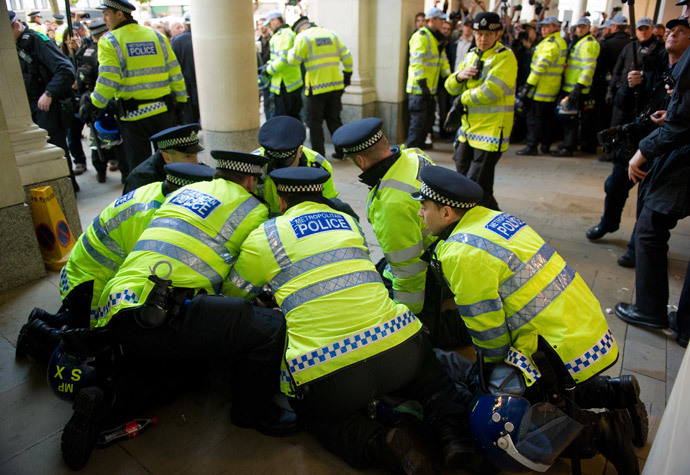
top-left (163, 162), bottom-right (214, 187)
top-left (676, 0), bottom-right (688, 6)
top-left (9, 11), bottom-right (19, 23)
top-left (473, 12), bottom-right (502, 31)
top-left (87, 20), bottom-right (108, 34)
top-left (411, 166), bottom-right (483, 208)
top-left (666, 17), bottom-right (690, 29)
top-left (28, 11), bottom-right (41, 18)
top-left (150, 124), bottom-right (204, 154)
top-left (332, 118), bottom-right (384, 154)
top-left (269, 167), bottom-right (330, 194)
top-left (210, 150), bottom-right (268, 176)
top-left (53, 14), bottom-right (65, 20)
top-left (292, 16), bottom-right (311, 32)
top-left (258, 116), bottom-right (306, 162)
top-left (96, 0), bottom-right (136, 14)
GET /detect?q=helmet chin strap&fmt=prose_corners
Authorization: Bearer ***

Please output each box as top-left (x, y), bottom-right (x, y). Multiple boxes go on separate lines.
top-left (497, 434), bottom-right (552, 472)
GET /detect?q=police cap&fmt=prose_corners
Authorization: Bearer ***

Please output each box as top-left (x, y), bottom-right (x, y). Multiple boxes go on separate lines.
top-left (28, 11), bottom-right (41, 18)
top-left (264, 11), bottom-right (283, 27)
top-left (425, 7), bottom-right (447, 20)
top-left (164, 162), bottom-right (215, 187)
top-left (258, 116), bottom-right (306, 164)
top-left (96, 0), bottom-right (136, 14)
top-left (151, 124), bottom-right (204, 154)
top-left (9, 11), bottom-right (20, 24)
top-left (602, 19), bottom-right (614, 28)
top-left (473, 12), bottom-right (502, 31)
top-left (636, 17), bottom-right (653, 28)
top-left (677, 0), bottom-right (688, 5)
top-left (269, 167), bottom-right (330, 194)
top-left (411, 166), bottom-right (483, 209)
top-left (612, 15), bottom-right (628, 25)
top-left (210, 150), bottom-right (267, 176)
top-left (537, 16), bottom-right (561, 26)
top-left (87, 20), bottom-right (108, 35)
top-left (332, 118), bottom-right (383, 154)
top-left (184, 12), bottom-right (190, 24)
top-left (574, 17), bottom-right (591, 27)
top-left (292, 16), bottom-right (311, 33)
top-left (666, 17), bottom-right (690, 29)
top-left (53, 14), bottom-right (65, 21)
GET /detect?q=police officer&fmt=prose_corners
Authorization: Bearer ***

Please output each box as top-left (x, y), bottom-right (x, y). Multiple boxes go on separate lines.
top-left (262, 11), bottom-right (303, 120)
top-left (287, 17), bottom-right (352, 158)
top-left (414, 165), bottom-right (647, 473)
top-left (333, 118), bottom-right (469, 348)
top-left (517, 16), bottom-right (567, 156)
top-left (554, 17), bottom-right (600, 156)
top-left (10, 11), bottom-right (77, 189)
top-left (26, 11), bottom-right (43, 32)
top-left (444, 12), bottom-right (517, 210)
top-left (254, 116), bottom-right (356, 218)
top-left (123, 123), bottom-right (203, 193)
top-left (15, 163), bottom-right (215, 364)
top-left (170, 12), bottom-right (199, 124)
top-left (53, 14), bottom-right (66, 45)
top-left (79, 0), bottom-right (187, 170)
top-left (406, 7), bottom-right (451, 150)
top-left (225, 166), bottom-right (474, 473)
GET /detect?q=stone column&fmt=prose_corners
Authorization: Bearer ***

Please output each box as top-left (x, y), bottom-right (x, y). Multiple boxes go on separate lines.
top-left (190, 0), bottom-right (260, 152)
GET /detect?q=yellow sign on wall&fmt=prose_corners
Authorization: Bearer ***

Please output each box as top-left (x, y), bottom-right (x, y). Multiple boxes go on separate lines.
top-left (29, 186), bottom-right (76, 271)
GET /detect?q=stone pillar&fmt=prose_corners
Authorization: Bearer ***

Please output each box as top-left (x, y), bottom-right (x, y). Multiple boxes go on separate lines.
top-left (190, 0), bottom-right (260, 152)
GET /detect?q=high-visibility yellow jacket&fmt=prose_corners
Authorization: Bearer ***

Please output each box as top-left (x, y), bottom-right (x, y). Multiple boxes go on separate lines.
top-left (367, 148), bottom-right (436, 314)
top-left (563, 34), bottom-right (600, 94)
top-left (444, 42), bottom-right (517, 152)
top-left (526, 32), bottom-right (567, 102)
top-left (27, 22), bottom-right (44, 33)
top-left (225, 201), bottom-right (423, 395)
top-left (91, 21), bottom-right (187, 121)
top-left (435, 206), bottom-right (618, 386)
top-left (407, 26), bottom-right (451, 95)
top-left (266, 24), bottom-right (303, 94)
top-left (287, 25), bottom-right (352, 96)
top-left (60, 182), bottom-right (166, 326)
top-left (253, 146), bottom-right (338, 214)
top-left (95, 178), bottom-right (268, 326)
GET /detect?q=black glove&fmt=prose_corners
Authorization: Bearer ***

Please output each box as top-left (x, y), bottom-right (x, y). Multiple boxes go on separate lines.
top-left (343, 71), bottom-right (352, 88)
top-left (257, 63), bottom-right (268, 76)
top-left (175, 102), bottom-right (185, 125)
top-left (418, 78), bottom-right (432, 100)
top-left (519, 83), bottom-right (534, 100)
top-left (78, 93), bottom-right (99, 123)
top-left (443, 96), bottom-right (465, 133)
top-left (604, 89), bottom-right (614, 105)
top-left (566, 84), bottom-right (582, 110)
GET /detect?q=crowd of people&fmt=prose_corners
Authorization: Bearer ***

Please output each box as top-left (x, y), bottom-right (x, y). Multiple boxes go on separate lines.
top-left (10, 0), bottom-right (690, 473)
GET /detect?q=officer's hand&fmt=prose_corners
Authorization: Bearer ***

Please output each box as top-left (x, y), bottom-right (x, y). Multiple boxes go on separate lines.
top-left (604, 90), bottom-right (614, 105)
top-left (628, 149), bottom-right (648, 183)
top-left (519, 84), bottom-right (534, 99)
top-left (418, 78), bottom-right (432, 100)
top-left (38, 93), bottom-right (52, 112)
top-left (257, 64), bottom-right (268, 76)
top-left (78, 93), bottom-right (96, 123)
top-left (627, 70), bottom-right (642, 88)
top-left (443, 96), bottom-right (465, 133)
top-left (343, 71), bottom-right (352, 88)
top-left (650, 109), bottom-right (666, 126)
top-left (457, 66), bottom-right (479, 80)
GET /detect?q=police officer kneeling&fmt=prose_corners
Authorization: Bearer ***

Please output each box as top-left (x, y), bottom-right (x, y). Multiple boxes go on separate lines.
top-left (413, 166), bottom-right (647, 473)
top-left (226, 167), bottom-right (474, 473)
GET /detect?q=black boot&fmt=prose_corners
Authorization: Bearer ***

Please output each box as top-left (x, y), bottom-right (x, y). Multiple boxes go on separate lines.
top-left (368, 428), bottom-right (434, 475)
top-left (15, 319), bottom-right (65, 363)
top-left (28, 307), bottom-right (70, 327)
top-left (61, 386), bottom-right (110, 471)
top-left (596, 409), bottom-right (639, 474)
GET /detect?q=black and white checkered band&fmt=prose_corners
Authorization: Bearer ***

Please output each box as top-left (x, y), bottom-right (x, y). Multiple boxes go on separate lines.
top-left (266, 148), bottom-right (298, 160)
top-left (165, 174), bottom-right (196, 187)
top-left (275, 183), bottom-right (324, 193)
top-left (216, 159), bottom-right (263, 175)
top-left (342, 130), bottom-right (383, 154)
top-left (420, 182), bottom-right (475, 208)
top-left (474, 21), bottom-right (501, 30)
top-left (100, 0), bottom-right (135, 13)
top-left (157, 131), bottom-right (198, 150)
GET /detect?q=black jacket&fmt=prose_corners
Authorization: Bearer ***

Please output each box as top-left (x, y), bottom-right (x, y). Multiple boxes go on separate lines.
top-left (609, 38), bottom-right (663, 93)
top-left (122, 150), bottom-right (166, 194)
top-left (16, 27), bottom-right (74, 100)
top-left (594, 32), bottom-right (630, 87)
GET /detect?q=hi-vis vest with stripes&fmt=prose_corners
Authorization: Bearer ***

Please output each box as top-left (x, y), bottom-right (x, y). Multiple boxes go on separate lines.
top-left (407, 26), bottom-right (451, 95)
top-left (225, 201), bottom-right (422, 395)
top-left (367, 148), bottom-right (436, 314)
top-left (287, 25), bottom-right (353, 96)
top-left (444, 42), bottom-right (517, 152)
top-left (60, 182), bottom-right (165, 327)
top-left (266, 25), bottom-right (303, 94)
top-left (526, 32), bottom-right (567, 102)
top-left (95, 179), bottom-right (268, 327)
top-left (563, 34), bottom-right (600, 94)
top-left (435, 206), bottom-right (618, 386)
top-left (92, 22), bottom-right (187, 121)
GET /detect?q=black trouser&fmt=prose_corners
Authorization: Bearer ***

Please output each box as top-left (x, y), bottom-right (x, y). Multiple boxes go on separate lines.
top-left (62, 281), bottom-right (95, 329)
top-left (109, 295), bottom-right (286, 420)
top-left (289, 332), bottom-right (472, 470)
top-left (525, 99), bottom-right (556, 150)
top-left (272, 85), bottom-right (303, 121)
top-left (68, 114), bottom-right (87, 165)
top-left (601, 164), bottom-right (636, 230)
top-left (676, 261), bottom-right (690, 336)
top-left (437, 83), bottom-right (452, 138)
top-left (453, 141), bottom-right (502, 211)
top-left (120, 108), bottom-right (177, 170)
top-left (185, 86), bottom-right (200, 125)
top-left (406, 94), bottom-right (435, 148)
top-left (91, 143), bottom-right (129, 181)
top-left (561, 95), bottom-right (597, 152)
top-left (634, 206), bottom-right (682, 318)
top-left (305, 90), bottom-right (343, 156)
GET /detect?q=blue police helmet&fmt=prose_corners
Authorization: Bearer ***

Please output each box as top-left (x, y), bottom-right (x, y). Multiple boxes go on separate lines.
top-left (47, 346), bottom-right (110, 402)
top-left (555, 98), bottom-right (578, 121)
top-left (94, 113), bottom-right (121, 147)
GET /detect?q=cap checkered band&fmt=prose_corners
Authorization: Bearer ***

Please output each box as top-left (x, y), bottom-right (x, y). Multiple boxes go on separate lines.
top-left (266, 148), bottom-right (298, 160)
top-left (216, 159), bottom-right (263, 175)
top-left (157, 131), bottom-right (198, 150)
top-left (100, 0), bottom-right (134, 13)
top-left (165, 174), bottom-right (196, 187)
top-left (342, 129), bottom-right (383, 154)
top-left (420, 182), bottom-right (475, 208)
top-left (275, 183), bottom-right (324, 193)
top-left (90, 25), bottom-right (108, 34)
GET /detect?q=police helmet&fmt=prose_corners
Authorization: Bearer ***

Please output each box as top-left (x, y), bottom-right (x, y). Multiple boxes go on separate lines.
top-left (555, 97), bottom-right (578, 120)
top-left (47, 346), bottom-right (111, 402)
top-left (93, 113), bottom-right (122, 148)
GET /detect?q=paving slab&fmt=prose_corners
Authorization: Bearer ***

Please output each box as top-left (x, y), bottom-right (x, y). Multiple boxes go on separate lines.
top-left (623, 339), bottom-right (667, 382)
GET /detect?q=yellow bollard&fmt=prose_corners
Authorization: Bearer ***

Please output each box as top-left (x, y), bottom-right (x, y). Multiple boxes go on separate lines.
top-left (29, 186), bottom-right (76, 271)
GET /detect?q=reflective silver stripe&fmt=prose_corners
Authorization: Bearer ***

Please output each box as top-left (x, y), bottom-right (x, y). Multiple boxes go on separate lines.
top-left (470, 88), bottom-right (480, 104)
top-left (305, 61), bottom-right (340, 72)
top-left (271, 247), bottom-right (370, 289)
top-left (579, 57), bottom-right (597, 63)
top-left (265, 218), bottom-right (292, 268)
top-left (410, 58), bottom-right (424, 65)
top-left (445, 233), bottom-right (522, 272)
top-left (105, 32), bottom-right (126, 71)
top-left (91, 217), bottom-right (126, 258)
top-left (480, 84), bottom-right (498, 101)
top-left (542, 71), bottom-right (563, 77)
top-left (97, 76), bottom-right (119, 89)
top-left (92, 91), bottom-right (108, 105)
top-left (533, 92), bottom-right (558, 100)
top-left (291, 53), bottom-right (305, 62)
top-left (123, 66), bottom-right (168, 78)
top-left (394, 289), bottom-right (425, 305)
top-left (282, 78), bottom-right (303, 91)
top-left (311, 154), bottom-right (325, 165)
top-left (99, 65), bottom-right (120, 74)
top-left (228, 268), bottom-right (263, 295)
top-left (506, 264), bottom-right (576, 332)
top-left (505, 347), bottom-right (542, 380)
top-left (487, 76), bottom-right (513, 95)
top-left (564, 329), bottom-right (616, 376)
top-left (170, 73), bottom-right (184, 83)
top-left (118, 80), bottom-right (173, 92)
top-left (168, 59), bottom-right (180, 70)
top-left (173, 90), bottom-right (186, 97)
top-left (468, 105), bottom-right (514, 114)
top-left (103, 200), bottom-right (162, 233)
top-left (287, 310), bottom-right (416, 374)
top-left (378, 179), bottom-right (418, 194)
top-left (385, 241), bottom-right (423, 264)
top-left (154, 29), bottom-right (169, 63)
top-left (133, 239), bottom-right (223, 292)
top-left (468, 321), bottom-right (508, 342)
top-left (282, 270), bottom-right (382, 314)
top-left (217, 196), bottom-right (263, 242)
top-left (413, 69), bottom-right (425, 77)
top-left (148, 217), bottom-right (234, 263)
top-left (479, 342), bottom-right (511, 358)
top-left (457, 298), bottom-right (503, 318)
top-left (389, 260), bottom-right (427, 279)
top-left (499, 244), bottom-right (556, 299)
top-left (82, 233), bottom-right (120, 271)
top-left (341, 53), bottom-right (352, 62)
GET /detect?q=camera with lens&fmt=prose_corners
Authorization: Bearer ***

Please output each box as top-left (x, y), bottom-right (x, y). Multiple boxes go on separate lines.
top-left (449, 10), bottom-right (462, 20)
top-left (597, 110), bottom-right (653, 165)
top-left (528, 0), bottom-right (544, 15)
top-left (515, 4), bottom-right (523, 10)
top-left (663, 71), bottom-right (676, 90)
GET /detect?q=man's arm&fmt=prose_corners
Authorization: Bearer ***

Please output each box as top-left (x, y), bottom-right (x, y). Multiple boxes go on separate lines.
top-left (526, 41), bottom-right (557, 88)
top-left (91, 37), bottom-right (119, 108)
top-left (35, 33), bottom-right (75, 99)
top-left (223, 228), bottom-right (270, 299)
top-left (162, 34), bottom-right (187, 104)
top-left (461, 50), bottom-right (517, 106)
